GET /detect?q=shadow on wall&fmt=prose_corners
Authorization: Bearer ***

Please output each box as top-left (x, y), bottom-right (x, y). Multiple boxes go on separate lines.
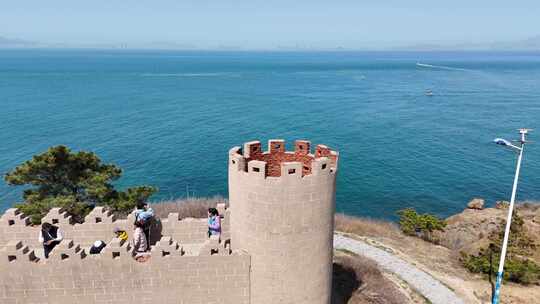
top-left (147, 218), bottom-right (163, 247)
top-left (332, 262), bottom-right (361, 304)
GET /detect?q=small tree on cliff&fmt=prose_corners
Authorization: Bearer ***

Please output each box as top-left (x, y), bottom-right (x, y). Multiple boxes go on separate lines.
top-left (397, 208), bottom-right (446, 243)
top-left (4, 145), bottom-right (157, 224)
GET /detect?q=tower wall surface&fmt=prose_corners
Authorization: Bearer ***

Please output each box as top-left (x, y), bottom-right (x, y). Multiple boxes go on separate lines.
top-left (229, 139), bottom-right (338, 304)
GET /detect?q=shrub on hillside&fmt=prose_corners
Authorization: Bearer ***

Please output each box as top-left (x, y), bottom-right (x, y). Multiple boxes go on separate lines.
top-left (396, 208), bottom-right (446, 243)
top-left (462, 250), bottom-right (540, 285)
top-left (4, 145), bottom-right (156, 224)
top-left (461, 211), bottom-right (540, 285)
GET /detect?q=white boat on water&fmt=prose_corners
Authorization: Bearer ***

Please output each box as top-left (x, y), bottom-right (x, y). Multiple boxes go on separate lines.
top-left (425, 89), bottom-right (433, 96)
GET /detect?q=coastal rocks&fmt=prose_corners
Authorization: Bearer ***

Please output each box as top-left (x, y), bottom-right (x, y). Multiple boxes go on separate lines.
top-left (438, 207), bottom-right (505, 251)
top-left (534, 210), bottom-right (540, 224)
top-left (495, 201), bottom-right (510, 209)
top-left (438, 202), bottom-right (540, 263)
top-left (467, 198), bottom-right (484, 210)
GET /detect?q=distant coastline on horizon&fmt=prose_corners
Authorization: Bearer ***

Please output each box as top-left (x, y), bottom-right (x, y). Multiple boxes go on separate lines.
top-left (2, 35), bottom-right (540, 52)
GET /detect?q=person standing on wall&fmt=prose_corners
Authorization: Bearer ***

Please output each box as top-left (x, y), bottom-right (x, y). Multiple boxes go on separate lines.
top-left (134, 201), bottom-right (154, 247)
top-left (39, 222), bottom-right (63, 258)
top-left (207, 207), bottom-right (221, 237)
top-left (132, 220), bottom-right (148, 260)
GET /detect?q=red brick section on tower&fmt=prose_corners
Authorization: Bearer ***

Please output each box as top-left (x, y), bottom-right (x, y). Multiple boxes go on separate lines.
top-left (315, 144), bottom-right (338, 167)
top-left (242, 140), bottom-right (337, 177)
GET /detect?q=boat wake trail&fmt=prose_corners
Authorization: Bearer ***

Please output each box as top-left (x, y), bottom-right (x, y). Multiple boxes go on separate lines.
top-left (416, 63), bottom-right (470, 71)
top-left (139, 72), bottom-right (241, 77)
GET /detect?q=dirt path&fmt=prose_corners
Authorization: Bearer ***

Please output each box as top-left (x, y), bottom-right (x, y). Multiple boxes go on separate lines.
top-left (334, 233), bottom-right (465, 304)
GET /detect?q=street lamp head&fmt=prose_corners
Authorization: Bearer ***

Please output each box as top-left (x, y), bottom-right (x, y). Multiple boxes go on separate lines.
top-left (493, 137), bottom-right (523, 152)
top-left (494, 138), bottom-right (511, 146)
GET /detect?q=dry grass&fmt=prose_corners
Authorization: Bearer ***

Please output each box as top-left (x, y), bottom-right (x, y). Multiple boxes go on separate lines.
top-left (519, 201), bottom-right (540, 212)
top-left (333, 252), bottom-right (405, 304)
top-left (335, 213), bottom-right (469, 276)
top-left (151, 196), bottom-right (227, 219)
top-left (335, 213), bottom-right (402, 240)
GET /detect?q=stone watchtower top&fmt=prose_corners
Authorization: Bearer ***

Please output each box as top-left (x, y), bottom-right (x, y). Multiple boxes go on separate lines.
top-left (229, 139), bottom-right (339, 178)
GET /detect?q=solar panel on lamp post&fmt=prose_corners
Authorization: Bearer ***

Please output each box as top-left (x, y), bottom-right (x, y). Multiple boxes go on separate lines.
top-left (491, 128), bottom-right (531, 304)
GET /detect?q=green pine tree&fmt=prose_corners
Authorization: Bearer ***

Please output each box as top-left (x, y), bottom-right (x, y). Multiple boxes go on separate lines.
top-left (397, 208), bottom-right (446, 243)
top-left (4, 145), bottom-right (157, 224)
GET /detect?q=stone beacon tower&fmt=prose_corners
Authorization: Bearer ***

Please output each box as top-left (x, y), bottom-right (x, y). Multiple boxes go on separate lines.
top-left (229, 139), bottom-right (339, 304)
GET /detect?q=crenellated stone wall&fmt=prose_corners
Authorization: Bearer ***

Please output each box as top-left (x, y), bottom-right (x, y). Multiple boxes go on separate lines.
top-left (0, 205), bottom-right (226, 255)
top-left (0, 238), bottom-right (249, 304)
top-left (0, 204), bottom-right (249, 304)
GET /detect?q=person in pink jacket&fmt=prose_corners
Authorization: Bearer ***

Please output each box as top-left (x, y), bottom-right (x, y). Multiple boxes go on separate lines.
top-left (132, 221), bottom-right (148, 258)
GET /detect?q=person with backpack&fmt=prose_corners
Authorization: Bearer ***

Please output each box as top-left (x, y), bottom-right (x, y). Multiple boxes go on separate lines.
top-left (134, 202), bottom-right (154, 246)
top-left (39, 222), bottom-right (63, 259)
top-left (207, 207), bottom-right (221, 237)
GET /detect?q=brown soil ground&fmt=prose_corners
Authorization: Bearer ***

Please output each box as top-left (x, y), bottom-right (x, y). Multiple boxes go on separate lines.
top-left (333, 250), bottom-right (421, 304)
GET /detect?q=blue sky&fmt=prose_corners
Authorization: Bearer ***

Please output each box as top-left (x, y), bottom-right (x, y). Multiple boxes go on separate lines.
top-left (1, 1), bottom-right (539, 49)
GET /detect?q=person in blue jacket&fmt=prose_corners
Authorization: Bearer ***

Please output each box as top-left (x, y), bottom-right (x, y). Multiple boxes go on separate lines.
top-left (134, 202), bottom-right (154, 247)
top-left (207, 207), bottom-right (221, 237)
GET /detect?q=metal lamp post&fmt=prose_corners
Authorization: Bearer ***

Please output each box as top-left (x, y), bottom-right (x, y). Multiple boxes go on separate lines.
top-left (491, 128), bottom-right (531, 304)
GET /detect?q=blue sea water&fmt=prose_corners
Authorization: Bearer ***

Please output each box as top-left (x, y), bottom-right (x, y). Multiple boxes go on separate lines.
top-left (1, 49), bottom-right (539, 220)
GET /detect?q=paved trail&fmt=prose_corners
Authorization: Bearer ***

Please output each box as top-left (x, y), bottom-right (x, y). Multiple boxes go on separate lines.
top-left (334, 233), bottom-right (465, 304)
